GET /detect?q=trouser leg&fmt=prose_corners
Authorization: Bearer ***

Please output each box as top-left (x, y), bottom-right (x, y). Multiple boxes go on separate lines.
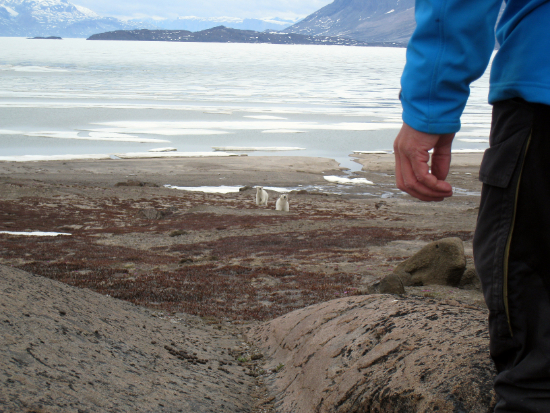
top-left (474, 98), bottom-right (550, 412)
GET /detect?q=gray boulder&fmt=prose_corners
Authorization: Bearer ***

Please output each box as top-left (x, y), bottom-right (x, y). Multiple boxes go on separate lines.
top-left (394, 237), bottom-right (466, 287)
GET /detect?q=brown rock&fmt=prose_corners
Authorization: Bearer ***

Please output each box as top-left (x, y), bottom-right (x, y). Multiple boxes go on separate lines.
top-left (394, 237), bottom-right (466, 286)
top-left (248, 295), bottom-right (496, 413)
top-left (367, 273), bottom-right (405, 295)
top-left (459, 263), bottom-right (482, 291)
top-left (378, 272), bottom-right (405, 294)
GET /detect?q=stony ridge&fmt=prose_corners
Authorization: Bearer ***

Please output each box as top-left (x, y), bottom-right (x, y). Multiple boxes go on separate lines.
top-left (87, 26), bottom-right (401, 47)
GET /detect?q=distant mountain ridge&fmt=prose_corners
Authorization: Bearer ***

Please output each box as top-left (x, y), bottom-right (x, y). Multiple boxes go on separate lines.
top-left (285, 0), bottom-right (416, 45)
top-left (0, 0), bottom-right (299, 38)
top-left (0, 0), bottom-right (154, 37)
top-left (134, 16), bottom-right (298, 33)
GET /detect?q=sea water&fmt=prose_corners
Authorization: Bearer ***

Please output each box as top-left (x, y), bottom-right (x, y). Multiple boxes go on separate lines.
top-left (0, 37), bottom-right (491, 170)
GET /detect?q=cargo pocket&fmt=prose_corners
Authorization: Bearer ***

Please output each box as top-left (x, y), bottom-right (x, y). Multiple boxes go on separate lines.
top-left (475, 124), bottom-right (532, 337)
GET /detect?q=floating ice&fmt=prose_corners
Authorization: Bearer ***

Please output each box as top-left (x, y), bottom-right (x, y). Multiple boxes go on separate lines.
top-left (0, 151), bottom-right (238, 162)
top-left (0, 64), bottom-right (68, 73)
top-left (353, 150), bottom-right (393, 154)
top-left (457, 130), bottom-right (491, 137)
top-left (0, 129), bottom-right (21, 135)
top-left (458, 138), bottom-right (489, 143)
top-left (261, 130), bottom-right (305, 134)
top-left (212, 146), bottom-right (305, 151)
top-left (25, 131), bottom-right (169, 143)
top-left (114, 151), bottom-right (239, 159)
top-left (0, 154), bottom-right (111, 162)
top-left (93, 121), bottom-right (403, 133)
top-left (86, 126), bottom-right (230, 136)
top-left (451, 149), bottom-right (486, 153)
top-left (0, 231), bottom-right (71, 236)
top-left (244, 115), bottom-right (287, 120)
top-left (148, 147), bottom-right (177, 152)
top-left (324, 176), bottom-right (374, 185)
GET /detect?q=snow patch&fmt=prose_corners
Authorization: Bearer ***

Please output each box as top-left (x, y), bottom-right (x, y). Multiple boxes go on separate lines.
top-left (324, 176), bottom-right (374, 185)
top-left (212, 146), bottom-right (305, 151)
top-left (148, 147), bottom-right (177, 152)
top-left (0, 231), bottom-right (71, 236)
top-left (164, 185), bottom-right (243, 194)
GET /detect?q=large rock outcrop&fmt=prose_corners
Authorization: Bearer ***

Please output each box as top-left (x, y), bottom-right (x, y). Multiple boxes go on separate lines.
top-left (249, 295), bottom-right (496, 412)
top-left (0, 265), bottom-right (257, 412)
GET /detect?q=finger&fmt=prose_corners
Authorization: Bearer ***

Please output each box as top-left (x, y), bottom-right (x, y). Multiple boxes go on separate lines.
top-left (395, 140), bottom-right (445, 201)
top-left (430, 133), bottom-right (455, 182)
top-left (398, 150), bottom-right (449, 201)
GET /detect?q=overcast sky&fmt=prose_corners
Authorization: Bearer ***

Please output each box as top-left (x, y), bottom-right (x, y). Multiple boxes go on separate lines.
top-left (74, 0), bottom-right (333, 21)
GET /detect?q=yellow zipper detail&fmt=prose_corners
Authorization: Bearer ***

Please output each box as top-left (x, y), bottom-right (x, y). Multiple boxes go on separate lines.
top-left (503, 132), bottom-right (532, 337)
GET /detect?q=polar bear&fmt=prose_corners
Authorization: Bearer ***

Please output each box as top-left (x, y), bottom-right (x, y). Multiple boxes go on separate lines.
top-left (256, 186), bottom-right (269, 206)
top-left (276, 194), bottom-right (289, 212)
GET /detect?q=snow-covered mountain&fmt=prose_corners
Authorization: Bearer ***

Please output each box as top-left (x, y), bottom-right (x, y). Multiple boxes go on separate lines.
top-left (0, 0), bottom-right (153, 37)
top-left (285, 0), bottom-right (416, 45)
top-left (132, 16), bottom-right (298, 33)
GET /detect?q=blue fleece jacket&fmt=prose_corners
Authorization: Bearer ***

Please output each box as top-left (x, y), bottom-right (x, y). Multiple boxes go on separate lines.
top-left (400, 0), bottom-right (550, 134)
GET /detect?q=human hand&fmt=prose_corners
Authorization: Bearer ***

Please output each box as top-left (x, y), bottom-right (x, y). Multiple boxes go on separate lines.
top-left (393, 123), bottom-right (455, 202)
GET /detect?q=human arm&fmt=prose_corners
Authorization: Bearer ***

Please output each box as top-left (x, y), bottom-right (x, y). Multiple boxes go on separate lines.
top-left (396, 0), bottom-right (502, 201)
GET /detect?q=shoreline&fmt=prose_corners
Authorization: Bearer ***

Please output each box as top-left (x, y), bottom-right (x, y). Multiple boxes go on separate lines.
top-left (0, 152), bottom-right (484, 198)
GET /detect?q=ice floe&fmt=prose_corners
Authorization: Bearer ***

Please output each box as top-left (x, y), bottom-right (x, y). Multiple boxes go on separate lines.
top-left (244, 115), bottom-right (287, 120)
top-left (261, 130), bottom-right (305, 134)
top-left (148, 147), bottom-right (177, 152)
top-left (324, 176), bottom-right (374, 185)
top-left (0, 151), bottom-right (238, 162)
top-left (114, 151), bottom-right (239, 159)
top-left (451, 149), bottom-right (486, 153)
top-left (0, 129), bottom-right (21, 135)
top-left (0, 231), bottom-right (71, 236)
top-left (165, 184), bottom-right (295, 194)
top-left (92, 121), bottom-right (403, 134)
top-left (353, 150), bottom-right (393, 154)
top-left (24, 131), bottom-right (169, 143)
top-left (212, 146), bottom-right (305, 151)
top-left (458, 138), bottom-right (489, 143)
top-left (0, 64), bottom-right (69, 73)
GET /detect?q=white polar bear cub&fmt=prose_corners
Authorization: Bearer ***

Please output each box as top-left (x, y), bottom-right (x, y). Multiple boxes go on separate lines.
top-left (276, 194), bottom-right (290, 212)
top-left (256, 186), bottom-right (269, 206)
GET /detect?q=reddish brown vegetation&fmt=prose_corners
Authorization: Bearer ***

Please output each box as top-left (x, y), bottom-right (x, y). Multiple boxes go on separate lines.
top-left (0, 191), bottom-right (420, 322)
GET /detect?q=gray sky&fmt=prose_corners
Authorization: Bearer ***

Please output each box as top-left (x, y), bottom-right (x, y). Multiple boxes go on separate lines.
top-left (74, 0), bottom-right (333, 21)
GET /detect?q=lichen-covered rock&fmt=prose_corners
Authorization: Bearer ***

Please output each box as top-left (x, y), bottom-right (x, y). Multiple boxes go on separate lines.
top-left (459, 263), bottom-right (482, 291)
top-left (248, 295), bottom-right (496, 413)
top-left (367, 272), bottom-right (405, 295)
top-left (0, 265), bottom-right (257, 412)
top-left (394, 237), bottom-right (466, 286)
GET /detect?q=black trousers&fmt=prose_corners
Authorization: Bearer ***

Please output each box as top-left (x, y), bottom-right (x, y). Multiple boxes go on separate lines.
top-left (474, 98), bottom-right (550, 412)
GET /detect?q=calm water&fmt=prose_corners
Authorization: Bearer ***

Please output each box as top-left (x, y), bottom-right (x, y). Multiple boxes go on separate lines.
top-left (0, 37), bottom-right (492, 170)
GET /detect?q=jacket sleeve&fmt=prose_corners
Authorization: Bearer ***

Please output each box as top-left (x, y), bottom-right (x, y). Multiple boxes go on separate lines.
top-left (400, 0), bottom-right (503, 134)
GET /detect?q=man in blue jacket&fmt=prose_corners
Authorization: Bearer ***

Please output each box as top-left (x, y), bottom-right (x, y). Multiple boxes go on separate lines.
top-left (394, 0), bottom-right (550, 410)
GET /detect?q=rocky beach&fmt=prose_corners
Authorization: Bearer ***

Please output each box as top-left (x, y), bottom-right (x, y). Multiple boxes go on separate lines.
top-left (0, 153), bottom-right (495, 412)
